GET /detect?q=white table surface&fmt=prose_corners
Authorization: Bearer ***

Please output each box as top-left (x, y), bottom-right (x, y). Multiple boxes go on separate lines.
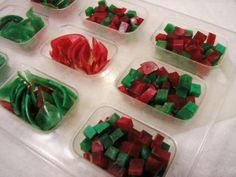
top-left (1, 0), bottom-right (236, 177)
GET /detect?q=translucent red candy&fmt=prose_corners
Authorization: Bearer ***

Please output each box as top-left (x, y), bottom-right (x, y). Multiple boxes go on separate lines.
top-left (139, 61), bottom-right (159, 75)
top-left (128, 159), bottom-right (144, 176)
top-left (50, 34), bottom-right (109, 75)
top-left (115, 117), bottom-right (133, 132)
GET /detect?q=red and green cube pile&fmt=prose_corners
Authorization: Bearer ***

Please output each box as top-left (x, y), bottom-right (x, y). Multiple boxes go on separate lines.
top-left (85, 0), bottom-right (144, 33)
top-left (155, 23), bottom-right (226, 66)
top-left (118, 61), bottom-right (201, 120)
top-left (80, 113), bottom-right (171, 177)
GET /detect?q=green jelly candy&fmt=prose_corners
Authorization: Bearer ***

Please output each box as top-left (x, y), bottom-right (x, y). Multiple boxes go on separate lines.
top-left (83, 125), bottom-right (97, 140)
top-left (80, 138), bottom-right (92, 152)
top-left (105, 146), bottom-right (119, 161)
top-left (178, 74), bottom-right (192, 90)
top-left (0, 15), bottom-right (23, 30)
top-left (94, 122), bottom-right (110, 134)
top-left (126, 10), bottom-right (137, 18)
top-left (109, 128), bottom-right (124, 144)
top-left (164, 23), bottom-right (175, 34)
top-left (121, 74), bottom-right (134, 88)
top-left (100, 134), bottom-right (113, 149)
top-left (156, 40), bottom-right (167, 49)
top-left (205, 48), bottom-right (214, 56)
top-left (115, 152), bottom-right (129, 167)
top-left (176, 88), bottom-right (188, 99)
top-left (98, 0), bottom-right (107, 6)
top-left (107, 113), bottom-right (120, 125)
top-left (35, 102), bottom-right (62, 131)
top-left (102, 16), bottom-right (112, 26)
top-left (154, 89), bottom-right (168, 105)
top-left (189, 83), bottom-right (201, 97)
top-left (202, 43), bottom-right (212, 52)
top-left (176, 102), bottom-right (198, 120)
top-left (156, 76), bottom-right (168, 87)
top-left (145, 72), bottom-right (157, 83)
top-left (131, 25), bottom-right (138, 32)
top-left (161, 102), bottom-right (174, 114)
top-left (26, 8), bottom-right (44, 32)
top-left (85, 7), bottom-right (95, 16)
top-left (109, 4), bottom-right (116, 12)
top-left (215, 43), bottom-right (226, 55)
top-left (128, 68), bottom-right (143, 80)
top-left (141, 147), bottom-right (151, 160)
top-left (185, 29), bottom-right (193, 37)
top-left (161, 142), bottom-right (170, 151)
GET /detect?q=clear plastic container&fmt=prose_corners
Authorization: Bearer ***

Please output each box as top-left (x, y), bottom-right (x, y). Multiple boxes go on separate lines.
top-left (0, 5), bottom-right (47, 50)
top-left (0, 51), bottom-right (8, 71)
top-left (116, 57), bottom-right (207, 121)
top-left (40, 24), bottom-right (118, 76)
top-left (73, 106), bottom-right (177, 177)
top-left (151, 20), bottom-right (229, 78)
top-left (0, 65), bottom-right (79, 133)
top-left (79, 0), bottom-right (148, 43)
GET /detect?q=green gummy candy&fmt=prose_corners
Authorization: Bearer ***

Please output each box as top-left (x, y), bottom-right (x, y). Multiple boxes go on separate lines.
top-left (98, 0), bottom-right (107, 6)
top-left (105, 146), bottom-right (119, 161)
top-left (215, 43), bottom-right (226, 55)
top-left (121, 74), bottom-right (134, 88)
top-left (189, 83), bottom-right (201, 97)
top-left (83, 125), bottom-right (97, 140)
top-left (176, 102), bottom-right (198, 120)
top-left (164, 23), bottom-right (175, 34)
top-left (109, 128), bottom-right (124, 144)
top-left (85, 7), bottom-right (95, 16)
top-left (80, 138), bottom-right (91, 152)
top-left (156, 40), bottom-right (167, 49)
top-left (154, 89), bottom-right (168, 105)
top-left (94, 122), bottom-right (110, 134)
top-left (99, 134), bottom-right (113, 149)
top-left (107, 113), bottom-right (120, 125)
top-left (115, 152), bottom-right (129, 167)
top-left (161, 102), bottom-right (174, 114)
top-left (126, 10), bottom-right (137, 18)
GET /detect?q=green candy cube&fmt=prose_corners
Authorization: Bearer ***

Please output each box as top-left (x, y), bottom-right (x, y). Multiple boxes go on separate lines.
top-left (115, 152), bottom-right (129, 167)
top-left (126, 10), bottom-right (137, 18)
top-left (80, 138), bottom-right (91, 152)
top-left (83, 125), bottom-right (97, 140)
top-left (156, 40), bottom-right (167, 49)
top-left (154, 89), bottom-right (168, 105)
top-left (107, 113), bottom-right (120, 125)
top-left (105, 146), bottom-right (119, 161)
top-left (94, 122), bottom-right (110, 134)
top-left (189, 83), bottom-right (201, 97)
top-left (176, 102), bottom-right (198, 120)
top-left (109, 128), bottom-right (124, 144)
top-left (164, 23), bottom-right (175, 34)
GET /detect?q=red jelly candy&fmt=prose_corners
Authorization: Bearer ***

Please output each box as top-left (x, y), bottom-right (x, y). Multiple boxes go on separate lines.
top-left (138, 130), bottom-right (153, 147)
top-left (193, 31), bottom-right (207, 44)
top-left (92, 152), bottom-right (108, 168)
top-left (138, 86), bottom-right (157, 104)
top-left (118, 85), bottom-right (129, 94)
top-left (128, 128), bottom-right (142, 143)
top-left (116, 117), bottom-right (133, 132)
top-left (152, 134), bottom-right (164, 148)
top-left (92, 140), bottom-right (104, 153)
top-left (107, 162), bottom-right (126, 177)
top-left (139, 61), bottom-right (158, 75)
top-left (156, 67), bottom-right (169, 76)
top-left (155, 33), bottom-right (167, 41)
top-left (168, 94), bottom-right (186, 110)
top-left (128, 159), bottom-right (145, 176)
top-left (186, 96), bottom-right (196, 103)
top-left (145, 155), bottom-right (163, 174)
top-left (83, 152), bottom-right (91, 161)
top-left (119, 141), bottom-right (141, 158)
top-left (0, 100), bottom-right (14, 113)
top-left (130, 80), bottom-right (147, 96)
top-left (206, 32), bottom-right (216, 45)
top-left (174, 26), bottom-right (185, 36)
top-left (168, 72), bottom-right (180, 87)
top-left (152, 146), bottom-right (171, 167)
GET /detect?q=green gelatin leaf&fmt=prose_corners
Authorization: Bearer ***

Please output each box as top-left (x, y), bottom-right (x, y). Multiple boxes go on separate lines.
top-left (26, 8), bottom-right (45, 32)
top-left (35, 101), bottom-right (62, 131)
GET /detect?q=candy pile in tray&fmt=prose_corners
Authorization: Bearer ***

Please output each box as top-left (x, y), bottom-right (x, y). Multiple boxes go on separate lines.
top-left (80, 113), bottom-right (171, 177)
top-left (0, 8), bottom-right (45, 43)
top-left (155, 23), bottom-right (226, 66)
top-left (0, 70), bottom-right (78, 131)
top-left (50, 34), bottom-right (110, 75)
top-left (31, 0), bottom-right (74, 9)
top-left (85, 0), bottom-right (144, 33)
top-left (119, 61), bottom-right (201, 120)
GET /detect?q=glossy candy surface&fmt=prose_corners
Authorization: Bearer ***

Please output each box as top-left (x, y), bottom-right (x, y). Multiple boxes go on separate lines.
top-left (119, 61), bottom-right (201, 120)
top-left (80, 113), bottom-right (171, 177)
top-left (50, 34), bottom-right (110, 75)
top-left (0, 70), bottom-right (78, 131)
top-left (0, 8), bottom-right (45, 43)
top-left (155, 23), bottom-right (226, 66)
top-left (85, 0), bottom-right (144, 33)
top-left (31, 0), bottom-right (74, 9)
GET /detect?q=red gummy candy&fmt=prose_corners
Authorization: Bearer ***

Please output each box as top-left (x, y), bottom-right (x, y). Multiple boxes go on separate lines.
top-left (174, 26), bottom-right (185, 36)
top-left (83, 152), bottom-right (91, 161)
top-left (116, 117), bottom-right (133, 132)
top-left (128, 159), bottom-right (145, 176)
top-left (92, 152), bottom-right (108, 168)
top-left (119, 141), bottom-right (141, 158)
top-left (156, 67), bottom-right (169, 76)
top-left (145, 155), bottom-right (163, 174)
top-left (138, 86), bottom-right (157, 104)
top-left (107, 162), bottom-right (126, 177)
top-left (193, 31), bottom-right (207, 44)
top-left (168, 72), bottom-right (180, 87)
top-left (118, 85), bottom-right (129, 94)
top-left (139, 61), bottom-right (158, 75)
top-left (130, 80), bottom-right (147, 96)
top-left (0, 100), bottom-right (14, 113)
top-left (155, 33), bottom-right (167, 41)
top-left (152, 134), bottom-right (164, 148)
top-left (206, 32), bottom-right (216, 45)
top-left (92, 140), bottom-right (104, 153)
top-left (152, 146), bottom-right (171, 167)
top-left (168, 94), bottom-right (186, 110)
top-left (186, 96), bottom-right (195, 103)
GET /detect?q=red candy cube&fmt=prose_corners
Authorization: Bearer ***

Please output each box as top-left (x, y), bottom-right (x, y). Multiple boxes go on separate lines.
top-left (83, 152), bottom-right (91, 161)
top-left (107, 161), bottom-right (126, 177)
top-left (118, 85), bottom-right (129, 94)
top-left (206, 32), bottom-right (216, 45)
top-left (168, 72), bottom-right (180, 87)
top-left (168, 94), bottom-right (186, 110)
top-left (119, 141), bottom-right (141, 158)
top-left (138, 130), bottom-right (153, 147)
top-left (145, 155), bottom-right (163, 174)
top-left (186, 96), bottom-right (195, 103)
top-left (128, 159), bottom-right (145, 176)
top-left (152, 146), bottom-right (171, 167)
top-left (92, 140), bottom-right (104, 153)
top-left (130, 80), bottom-right (147, 96)
top-left (156, 67), bottom-right (169, 76)
top-left (155, 33), bottom-right (167, 41)
top-left (92, 152), bottom-right (108, 168)
top-left (152, 134), bottom-right (164, 148)
top-left (116, 117), bottom-right (133, 132)
top-left (193, 31), bottom-right (207, 44)
top-left (139, 61), bottom-right (159, 75)
top-left (138, 86), bottom-right (157, 104)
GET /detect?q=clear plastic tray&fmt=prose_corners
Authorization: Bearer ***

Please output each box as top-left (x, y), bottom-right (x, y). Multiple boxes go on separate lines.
top-left (79, 0), bottom-right (148, 43)
top-left (116, 57), bottom-right (207, 121)
top-left (0, 4), bottom-right (47, 50)
top-left (151, 20), bottom-right (228, 77)
top-left (0, 65), bottom-right (79, 133)
top-left (41, 24), bottom-right (118, 76)
top-left (0, 0), bottom-right (236, 177)
top-left (73, 106), bottom-right (177, 177)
